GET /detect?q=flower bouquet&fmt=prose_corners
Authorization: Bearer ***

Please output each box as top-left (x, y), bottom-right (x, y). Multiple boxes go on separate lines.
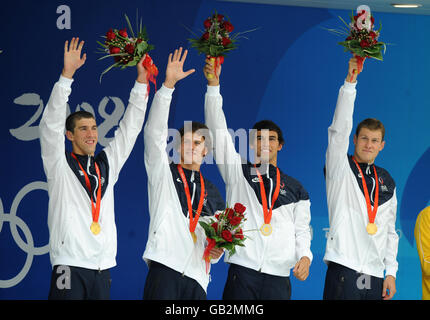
top-left (97, 14), bottom-right (158, 93)
top-left (326, 5), bottom-right (386, 80)
top-left (199, 203), bottom-right (248, 272)
top-left (188, 11), bottom-right (254, 79)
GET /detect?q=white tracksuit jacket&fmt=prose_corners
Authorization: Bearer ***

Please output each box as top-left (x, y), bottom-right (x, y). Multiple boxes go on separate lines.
top-left (142, 85), bottom-right (225, 292)
top-left (323, 81), bottom-right (399, 278)
top-left (205, 85), bottom-right (313, 277)
top-left (39, 76), bottom-right (148, 270)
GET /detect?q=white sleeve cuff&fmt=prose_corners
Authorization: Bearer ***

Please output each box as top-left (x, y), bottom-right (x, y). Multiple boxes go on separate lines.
top-left (342, 80), bottom-right (357, 92)
top-left (206, 85), bottom-right (220, 96)
top-left (157, 83), bottom-right (175, 98)
top-left (133, 81), bottom-right (148, 93)
top-left (58, 75), bottom-right (74, 88)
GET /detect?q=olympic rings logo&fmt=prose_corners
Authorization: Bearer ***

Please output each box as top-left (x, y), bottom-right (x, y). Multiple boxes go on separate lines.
top-left (0, 181), bottom-right (49, 288)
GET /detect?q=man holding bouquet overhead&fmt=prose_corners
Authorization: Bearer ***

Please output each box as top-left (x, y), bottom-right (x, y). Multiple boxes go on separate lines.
top-left (142, 47), bottom-right (225, 300)
top-left (204, 58), bottom-right (313, 300)
top-left (322, 56), bottom-right (399, 300)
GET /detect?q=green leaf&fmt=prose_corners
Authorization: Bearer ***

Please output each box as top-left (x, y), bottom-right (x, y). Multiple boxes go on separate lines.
top-left (124, 14), bottom-right (135, 39)
top-left (99, 61), bottom-right (121, 83)
top-left (97, 53), bottom-right (127, 61)
top-left (136, 41), bottom-right (148, 55)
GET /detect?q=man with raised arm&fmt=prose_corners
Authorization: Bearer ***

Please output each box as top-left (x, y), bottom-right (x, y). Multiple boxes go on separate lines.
top-left (323, 56), bottom-right (399, 300)
top-left (39, 37), bottom-right (149, 299)
top-left (142, 47), bottom-right (225, 300)
top-left (204, 58), bottom-right (312, 300)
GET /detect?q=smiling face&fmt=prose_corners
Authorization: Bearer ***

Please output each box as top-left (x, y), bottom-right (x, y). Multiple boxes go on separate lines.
top-left (179, 131), bottom-right (208, 171)
top-left (353, 127), bottom-right (385, 164)
top-left (252, 129), bottom-right (283, 166)
top-left (66, 117), bottom-right (98, 156)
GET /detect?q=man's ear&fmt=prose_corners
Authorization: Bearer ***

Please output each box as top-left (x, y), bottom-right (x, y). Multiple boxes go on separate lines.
top-left (277, 143), bottom-right (283, 152)
top-left (66, 130), bottom-right (74, 142)
top-left (353, 134), bottom-right (357, 146)
top-left (379, 140), bottom-right (385, 152)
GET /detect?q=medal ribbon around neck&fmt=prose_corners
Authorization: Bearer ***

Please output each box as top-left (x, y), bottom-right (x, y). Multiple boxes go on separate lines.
top-left (177, 164), bottom-right (205, 242)
top-left (352, 157), bottom-right (379, 229)
top-left (254, 164), bottom-right (281, 233)
top-left (71, 153), bottom-right (102, 234)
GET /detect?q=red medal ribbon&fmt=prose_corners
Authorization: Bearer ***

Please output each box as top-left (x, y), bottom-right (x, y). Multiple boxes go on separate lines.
top-left (142, 54), bottom-right (158, 95)
top-left (71, 153), bottom-right (102, 225)
top-left (177, 164), bottom-right (206, 240)
top-left (254, 164), bottom-right (281, 226)
top-left (352, 157), bottom-right (379, 225)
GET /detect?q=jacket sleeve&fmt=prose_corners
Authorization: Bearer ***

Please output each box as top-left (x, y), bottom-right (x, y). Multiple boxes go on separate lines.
top-left (103, 81), bottom-right (148, 183)
top-left (39, 76), bottom-right (73, 180)
top-left (325, 81), bottom-right (357, 180)
top-left (143, 84), bottom-right (174, 182)
top-left (294, 198), bottom-right (313, 264)
top-left (415, 206), bottom-right (430, 277)
top-left (204, 85), bottom-right (243, 184)
top-left (384, 190), bottom-right (399, 277)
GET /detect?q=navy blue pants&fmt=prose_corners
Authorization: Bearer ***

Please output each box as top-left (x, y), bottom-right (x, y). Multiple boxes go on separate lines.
top-left (222, 264), bottom-right (291, 300)
top-left (323, 262), bottom-right (384, 300)
top-left (48, 265), bottom-right (111, 300)
top-left (143, 261), bottom-right (206, 300)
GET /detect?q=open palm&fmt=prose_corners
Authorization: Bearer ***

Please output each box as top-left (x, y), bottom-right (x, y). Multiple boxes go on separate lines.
top-left (62, 37), bottom-right (87, 78)
top-left (164, 47), bottom-right (195, 88)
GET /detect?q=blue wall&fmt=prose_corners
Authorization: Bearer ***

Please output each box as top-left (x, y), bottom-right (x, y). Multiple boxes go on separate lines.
top-left (0, 0), bottom-right (428, 299)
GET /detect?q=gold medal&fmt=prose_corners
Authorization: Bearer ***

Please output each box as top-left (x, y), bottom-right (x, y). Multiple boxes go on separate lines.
top-left (90, 222), bottom-right (101, 235)
top-left (260, 223), bottom-right (272, 236)
top-left (366, 222), bottom-right (377, 235)
top-left (191, 231), bottom-right (197, 243)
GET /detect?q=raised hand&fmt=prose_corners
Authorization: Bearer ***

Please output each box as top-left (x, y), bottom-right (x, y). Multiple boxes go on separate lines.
top-left (346, 55), bottom-right (365, 83)
top-left (164, 47), bottom-right (195, 89)
top-left (62, 37), bottom-right (87, 79)
top-left (136, 54), bottom-right (149, 84)
top-left (204, 56), bottom-right (221, 86)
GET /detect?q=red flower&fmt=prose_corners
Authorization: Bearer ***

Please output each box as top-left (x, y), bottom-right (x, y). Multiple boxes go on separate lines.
top-left (119, 28), bottom-right (128, 38)
top-left (369, 31), bottom-right (377, 39)
top-left (234, 203), bottom-right (246, 214)
top-left (202, 32), bottom-right (210, 41)
top-left (230, 216), bottom-right (242, 226)
top-left (223, 21), bottom-right (234, 33)
top-left (370, 16), bottom-right (375, 25)
top-left (109, 46), bottom-right (121, 54)
top-left (225, 208), bottom-right (235, 219)
top-left (216, 14), bottom-right (224, 22)
top-left (221, 230), bottom-right (233, 242)
top-left (204, 18), bottom-right (212, 29)
top-left (234, 229), bottom-right (244, 240)
top-left (211, 222), bottom-right (219, 231)
top-left (360, 39), bottom-right (370, 48)
top-left (222, 37), bottom-right (231, 46)
top-left (124, 43), bottom-right (135, 54)
top-left (106, 29), bottom-right (116, 41)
